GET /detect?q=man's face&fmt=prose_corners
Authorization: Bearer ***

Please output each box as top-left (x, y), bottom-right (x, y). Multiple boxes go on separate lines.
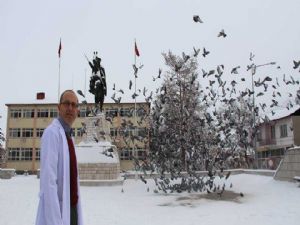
top-left (58, 91), bottom-right (79, 126)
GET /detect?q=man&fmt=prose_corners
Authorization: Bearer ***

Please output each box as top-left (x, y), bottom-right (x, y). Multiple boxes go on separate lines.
top-left (36, 90), bottom-right (84, 225)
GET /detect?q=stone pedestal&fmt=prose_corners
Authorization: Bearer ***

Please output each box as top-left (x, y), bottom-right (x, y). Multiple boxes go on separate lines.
top-left (82, 113), bottom-right (111, 143)
top-left (76, 113), bottom-right (122, 186)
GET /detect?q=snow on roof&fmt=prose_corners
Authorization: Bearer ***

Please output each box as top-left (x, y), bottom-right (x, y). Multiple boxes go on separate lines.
top-left (6, 98), bottom-right (149, 106)
top-left (265, 106), bottom-right (300, 121)
top-left (5, 97), bottom-right (58, 106)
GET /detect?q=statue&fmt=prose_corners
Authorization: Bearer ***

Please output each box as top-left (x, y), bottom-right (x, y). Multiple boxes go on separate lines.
top-left (85, 52), bottom-right (107, 113)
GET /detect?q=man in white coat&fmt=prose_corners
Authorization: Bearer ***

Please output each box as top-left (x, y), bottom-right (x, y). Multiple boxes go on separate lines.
top-left (36, 90), bottom-right (84, 225)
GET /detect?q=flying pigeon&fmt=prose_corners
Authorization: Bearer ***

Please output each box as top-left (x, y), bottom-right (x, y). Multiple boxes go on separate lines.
top-left (77, 90), bottom-right (85, 98)
top-left (193, 15), bottom-right (203, 23)
top-left (218, 29), bottom-right (227, 38)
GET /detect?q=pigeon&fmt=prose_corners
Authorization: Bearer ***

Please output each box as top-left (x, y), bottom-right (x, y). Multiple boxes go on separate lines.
top-left (132, 93), bottom-right (139, 99)
top-left (77, 90), bottom-right (85, 98)
top-left (218, 29), bottom-right (227, 38)
top-left (158, 68), bottom-right (162, 79)
top-left (249, 52), bottom-right (255, 61)
top-left (94, 119), bottom-right (100, 127)
top-left (193, 15), bottom-right (203, 23)
top-left (133, 64), bottom-right (138, 77)
top-left (182, 52), bottom-right (190, 62)
top-left (225, 171), bottom-right (231, 179)
top-left (193, 47), bottom-right (200, 57)
top-left (143, 87), bottom-right (147, 97)
top-left (114, 97), bottom-right (121, 103)
top-left (231, 66), bottom-right (240, 74)
top-left (202, 48), bottom-right (210, 57)
top-left (293, 60), bottom-right (300, 69)
top-left (139, 175), bottom-right (147, 184)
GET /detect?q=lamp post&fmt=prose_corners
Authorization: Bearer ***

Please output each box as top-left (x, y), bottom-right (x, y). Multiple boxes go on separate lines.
top-left (250, 61), bottom-right (276, 168)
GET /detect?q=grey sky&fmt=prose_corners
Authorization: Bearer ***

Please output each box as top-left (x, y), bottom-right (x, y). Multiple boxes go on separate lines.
top-left (1, 0), bottom-right (300, 134)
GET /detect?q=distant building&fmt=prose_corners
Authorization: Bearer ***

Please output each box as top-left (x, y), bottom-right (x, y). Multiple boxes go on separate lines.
top-left (5, 93), bottom-right (150, 172)
top-left (256, 107), bottom-right (300, 169)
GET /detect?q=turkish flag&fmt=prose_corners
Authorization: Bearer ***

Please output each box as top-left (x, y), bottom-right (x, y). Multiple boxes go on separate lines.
top-left (58, 39), bottom-right (62, 58)
top-left (135, 41), bottom-right (140, 57)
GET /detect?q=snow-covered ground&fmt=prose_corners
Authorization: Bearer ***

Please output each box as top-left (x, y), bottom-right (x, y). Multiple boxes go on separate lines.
top-left (0, 174), bottom-right (299, 225)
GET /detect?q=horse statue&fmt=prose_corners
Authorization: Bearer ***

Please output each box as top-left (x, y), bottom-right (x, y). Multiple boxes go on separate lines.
top-left (86, 52), bottom-right (107, 113)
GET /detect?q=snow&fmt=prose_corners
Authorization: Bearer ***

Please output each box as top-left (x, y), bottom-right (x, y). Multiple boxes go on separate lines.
top-left (76, 141), bottom-right (119, 163)
top-left (0, 174), bottom-right (299, 225)
top-left (266, 106), bottom-right (300, 121)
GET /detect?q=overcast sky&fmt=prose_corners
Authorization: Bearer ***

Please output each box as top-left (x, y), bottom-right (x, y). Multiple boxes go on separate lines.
top-left (1, 0), bottom-right (300, 135)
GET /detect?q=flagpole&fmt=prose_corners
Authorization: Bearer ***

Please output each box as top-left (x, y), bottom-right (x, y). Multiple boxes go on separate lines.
top-left (134, 38), bottom-right (138, 180)
top-left (58, 57), bottom-right (61, 102)
top-left (84, 68), bottom-right (87, 97)
top-left (58, 38), bottom-right (62, 102)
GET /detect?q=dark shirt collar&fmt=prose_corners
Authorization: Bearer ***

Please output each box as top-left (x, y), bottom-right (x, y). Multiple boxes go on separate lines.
top-left (58, 116), bottom-right (72, 137)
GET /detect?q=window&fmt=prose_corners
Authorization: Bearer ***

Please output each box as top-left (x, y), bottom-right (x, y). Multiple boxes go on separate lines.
top-left (35, 148), bottom-right (40, 160)
top-left (136, 148), bottom-right (147, 160)
top-left (110, 128), bottom-right (118, 137)
top-left (256, 130), bottom-right (262, 142)
top-left (280, 124), bottom-right (287, 138)
top-left (79, 108), bottom-right (87, 117)
top-left (105, 109), bottom-right (118, 118)
top-left (8, 148), bottom-right (20, 160)
top-left (137, 128), bottom-right (147, 137)
top-left (23, 109), bottom-right (35, 118)
top-left (76, 128), bottom-right (83, 137)
top-left (22, 128), bottom-right (33, 137)
top-left (9, 128), bottom-right (21, 138)
top-left (20, 148), bottom-right (32, 161)
top-left (119, 128), bottom-right (135, 137)
top-left (49, 108), bottom-right (58, 118)
top-left (137, 108), bottom-right (146, 117)
top-left (120, 108), bottom-right (133, 117)
top-left (36, 128), bottom-right (44, 137)
top-left (37, 109), bottom-right (49, 118)
top-left (10, 109), bottom-right (22, 118)
top-left (271, 125), bottom-right (275, 139)
top-left (69, 128), bottom-right (75, 137)
top-left (120, 148), bottom-right (133, 160)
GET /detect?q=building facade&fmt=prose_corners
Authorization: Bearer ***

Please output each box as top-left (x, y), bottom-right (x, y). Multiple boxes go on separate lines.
top-left (5, 100), bottom-right (150, 172)
top-left (256, 107), bottom-right (300, 169)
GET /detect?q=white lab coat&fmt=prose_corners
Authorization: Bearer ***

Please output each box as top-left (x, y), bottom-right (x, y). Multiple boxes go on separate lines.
top-left (35, 119), bottom-right (84, 225)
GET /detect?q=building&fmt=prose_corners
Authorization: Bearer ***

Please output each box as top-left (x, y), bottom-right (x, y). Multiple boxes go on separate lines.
top-left (256, 107), bottom-right (300, 169)
top-left (5, 94), bottom-right (150, 172)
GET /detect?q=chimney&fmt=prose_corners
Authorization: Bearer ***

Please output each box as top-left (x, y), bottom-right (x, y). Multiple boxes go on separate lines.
top-left (36, 92), bottom-right (45, 100)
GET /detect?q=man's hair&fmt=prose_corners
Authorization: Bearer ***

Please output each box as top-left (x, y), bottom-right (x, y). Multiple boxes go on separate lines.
top-left (59, 90), bottom-right (77, 103)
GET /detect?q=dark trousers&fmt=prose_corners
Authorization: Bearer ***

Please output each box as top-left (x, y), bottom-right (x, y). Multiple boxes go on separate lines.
top-left (70, 205), bottom-right (78, 225)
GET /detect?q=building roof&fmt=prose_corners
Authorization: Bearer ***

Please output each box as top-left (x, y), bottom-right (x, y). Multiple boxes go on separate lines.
top-left (266, 106), bottom-right (300, 122)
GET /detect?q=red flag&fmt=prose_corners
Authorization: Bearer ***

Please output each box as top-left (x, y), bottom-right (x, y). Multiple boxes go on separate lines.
top-left (58, 39), bottom-right (62, 58)
top-left (134, 41), bottom-right (140, 57)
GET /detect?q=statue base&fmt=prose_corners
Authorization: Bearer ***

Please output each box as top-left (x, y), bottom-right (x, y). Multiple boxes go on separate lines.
top-left (76, 113), bottom-right (122, 186)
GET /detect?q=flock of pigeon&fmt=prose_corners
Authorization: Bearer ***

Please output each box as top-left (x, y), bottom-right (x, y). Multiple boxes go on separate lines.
top-left (76, 14), bottom-right (300, 194)
top-left (133, 15), bottom-right (300, 193)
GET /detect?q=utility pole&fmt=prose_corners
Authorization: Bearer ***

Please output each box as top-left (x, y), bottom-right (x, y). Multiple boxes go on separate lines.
top-left (250, 61), bottom-right (276, 168)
